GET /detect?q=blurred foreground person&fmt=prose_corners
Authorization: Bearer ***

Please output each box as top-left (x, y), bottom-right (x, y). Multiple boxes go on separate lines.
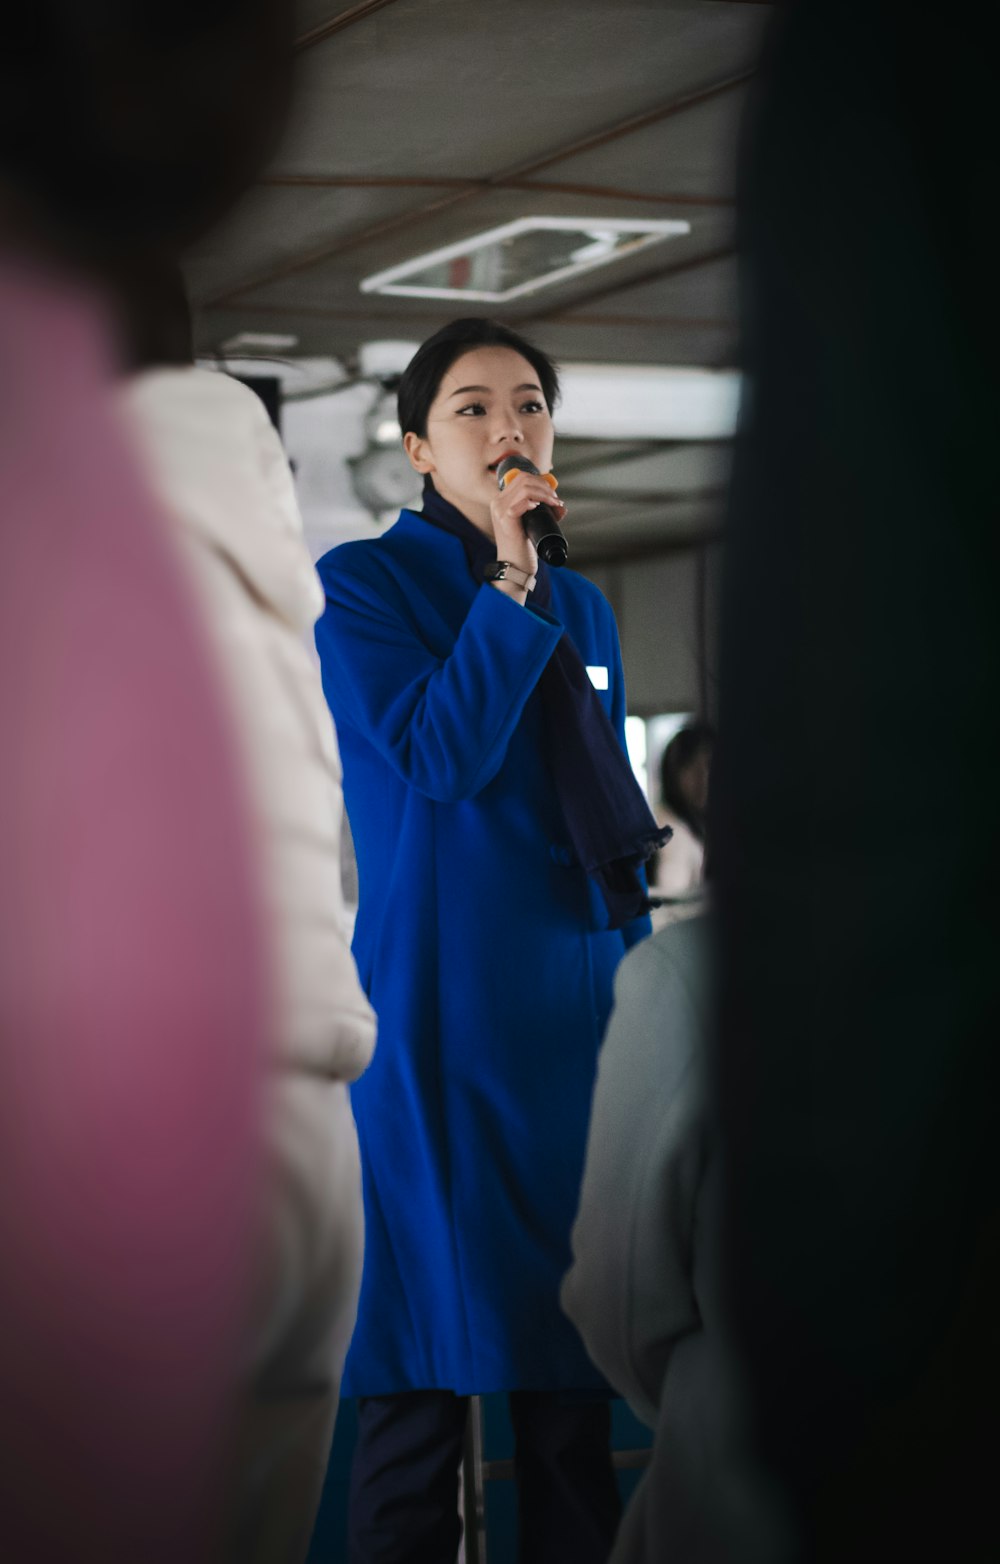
top-left (118, 273), bottom-right (376, 1563)
top-left (0, 4), bottom-right (295, 1560)
top-left (563, 906), bottom-right (790, 1564)
top-left (713, 3), bottom-right (997, 1560)
top-left (0, 233), bottom-right (268, 1564)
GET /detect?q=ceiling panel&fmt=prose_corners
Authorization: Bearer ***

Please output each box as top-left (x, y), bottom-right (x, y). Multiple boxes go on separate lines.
top-left (212, 194), bottom-right (731, 311)
top-left (194, 306), bottom-right (736, 369)
top-left (191, 1), bottom-right (762, 375)
top-left (194, 304), bottom-right (737, 368)
top-left (276, 0), bottom-right (765, 182)
top-left (184, 182), bottom-right (459, 304)
top-left (527, 317), bottom-right (738, 369)
top-left (548, 87), bottom-right (750, 201)
top-left (293, 2), bottom-right (374, 38)
top-left (556, 250), bottom-right (740, 324)
top-left (186, 1), bottom-right (768, 555)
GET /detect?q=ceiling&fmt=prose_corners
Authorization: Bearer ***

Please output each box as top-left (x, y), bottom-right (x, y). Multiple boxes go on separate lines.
top-left (187, 0), bottom-right (773, 565)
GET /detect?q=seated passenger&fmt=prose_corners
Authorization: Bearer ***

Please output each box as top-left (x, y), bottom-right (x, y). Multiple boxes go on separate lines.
top-left (648, 722), bottom-right (714, 930)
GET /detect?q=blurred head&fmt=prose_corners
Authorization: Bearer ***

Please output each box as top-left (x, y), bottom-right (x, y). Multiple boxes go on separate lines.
top-left (110, 257), bottom-right (194, 373)
top-left (0, 3), bottom-right (293, 268)
top-left (660, 722), bottom-right (716, 842)
top-left (399, 319), bottom-right (560, 528)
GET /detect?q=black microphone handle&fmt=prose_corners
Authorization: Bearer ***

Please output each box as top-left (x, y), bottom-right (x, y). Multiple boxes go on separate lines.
top-left (523, 502), bottom-right (569, 567)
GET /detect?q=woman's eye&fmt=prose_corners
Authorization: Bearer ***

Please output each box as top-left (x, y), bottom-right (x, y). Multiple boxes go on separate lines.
top-left (457, 402), bottom-right (486, 417)
top-left (521, 400), bottom-right (546, 414)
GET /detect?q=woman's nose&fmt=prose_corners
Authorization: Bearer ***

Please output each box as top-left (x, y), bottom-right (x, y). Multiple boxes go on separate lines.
top-left (492, 422), bottom-right (523, 445)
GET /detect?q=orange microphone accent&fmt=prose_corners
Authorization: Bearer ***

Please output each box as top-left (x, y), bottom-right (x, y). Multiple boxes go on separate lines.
top-left (500, 467), bottom-right (559, 492)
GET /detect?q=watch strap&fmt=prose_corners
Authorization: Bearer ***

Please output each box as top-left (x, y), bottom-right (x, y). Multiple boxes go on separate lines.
top-left (484, 559), bottom-right (537, 593)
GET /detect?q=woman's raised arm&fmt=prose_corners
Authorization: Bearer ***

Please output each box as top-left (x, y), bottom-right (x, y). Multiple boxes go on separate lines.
top-left (316, 555), bottom-right (562, 803)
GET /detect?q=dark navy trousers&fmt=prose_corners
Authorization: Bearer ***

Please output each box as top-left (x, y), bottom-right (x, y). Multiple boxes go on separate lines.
top-left (348, 1390), bottom-right (621, 1564)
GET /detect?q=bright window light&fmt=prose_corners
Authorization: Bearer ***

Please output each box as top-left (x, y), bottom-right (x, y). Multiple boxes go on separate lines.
top-left (625, 715), bottom-right (649, 798)
top-left (557, 364), bottom-right (742, 440)
top-left (359, 217), bottom-right (691, 304)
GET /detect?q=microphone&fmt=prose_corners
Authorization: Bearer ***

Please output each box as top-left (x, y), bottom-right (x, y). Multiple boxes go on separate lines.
top-left (496, 454), bottom-right (569, 566)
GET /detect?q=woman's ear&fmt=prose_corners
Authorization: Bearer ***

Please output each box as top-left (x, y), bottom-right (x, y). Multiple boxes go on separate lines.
top-left (403, 431), bottom-right (433, 475)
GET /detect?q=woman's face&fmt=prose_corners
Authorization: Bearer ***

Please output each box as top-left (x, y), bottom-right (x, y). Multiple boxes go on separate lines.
top-left (403, 346), bottom-right (555, 532)
top-left (680, 747), bottom-right (712, 815)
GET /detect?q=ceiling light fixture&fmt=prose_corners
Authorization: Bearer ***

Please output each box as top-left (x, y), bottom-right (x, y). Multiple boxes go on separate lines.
top-left (359, 217), bottom-right (691, 304)
top-left (220, 331), bottom-right (300, 352)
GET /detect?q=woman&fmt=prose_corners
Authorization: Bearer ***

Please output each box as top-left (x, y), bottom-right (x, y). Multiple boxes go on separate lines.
top-left (562, 905), bottom-right (792, 1563)
top-left (315, 318), bottom-right (666, 1564)
top-left (649, 722), bottom-right (714, 929)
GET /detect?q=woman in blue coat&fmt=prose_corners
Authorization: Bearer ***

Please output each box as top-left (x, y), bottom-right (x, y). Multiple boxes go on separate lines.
top-left (315, 318), bottom-right (666, 1564)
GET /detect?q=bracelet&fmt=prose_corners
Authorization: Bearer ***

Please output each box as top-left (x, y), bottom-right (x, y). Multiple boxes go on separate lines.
top-left (484, 559), bottom-right (537, 593)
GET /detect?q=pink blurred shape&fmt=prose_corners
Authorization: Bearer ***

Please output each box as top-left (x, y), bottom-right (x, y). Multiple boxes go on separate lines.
top-left (0, 257), bottom-right (268, 1562)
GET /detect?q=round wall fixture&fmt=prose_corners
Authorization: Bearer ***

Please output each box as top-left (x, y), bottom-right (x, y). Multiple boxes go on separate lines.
top-left (348, 445), bottom-right (422, 514)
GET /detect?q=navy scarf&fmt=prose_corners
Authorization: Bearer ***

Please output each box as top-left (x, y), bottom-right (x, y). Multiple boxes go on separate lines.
top-left (419, 485), bottom-right (669, 929)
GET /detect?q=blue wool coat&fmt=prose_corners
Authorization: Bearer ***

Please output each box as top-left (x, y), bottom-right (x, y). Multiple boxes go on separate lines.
top-left (315, 509), bottom-right (649, 1396)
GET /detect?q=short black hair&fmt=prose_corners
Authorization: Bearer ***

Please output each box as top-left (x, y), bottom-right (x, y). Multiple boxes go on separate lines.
top-left (660, 722), bottom-right (716, 842)
top-left (397, 318), bottom-right (561, 439)
top-left (110, 257), bottom-right (194, 372)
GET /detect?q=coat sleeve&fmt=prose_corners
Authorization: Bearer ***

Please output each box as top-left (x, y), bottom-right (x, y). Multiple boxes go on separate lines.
top-left (561, 924), bottom-right (708, 1428)
top-left (605, 596), bottom-right (653, 949)
top-left (316, 556), bottom-right (563, 803)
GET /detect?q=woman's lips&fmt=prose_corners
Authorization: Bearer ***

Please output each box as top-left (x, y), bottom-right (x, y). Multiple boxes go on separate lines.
top-left (487, 452), bottom-right (526, 473)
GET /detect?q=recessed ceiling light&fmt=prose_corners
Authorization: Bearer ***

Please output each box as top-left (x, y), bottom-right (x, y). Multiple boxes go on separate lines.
top-left (359, 217), bottom-right (691, 304)
top-left (220, 331), bottom-right (300, 351)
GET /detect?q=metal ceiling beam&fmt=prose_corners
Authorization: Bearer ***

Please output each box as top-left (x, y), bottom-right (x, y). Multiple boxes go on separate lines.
top-left (260, 172), bottom-right (735, 209)
top-left (505, 180), bottom-right (733, 208)
top-left (200, 299), bottom-right (732, 332)
top-left (505, 73), bottom-right (754, 180)
top-left (549, 310), bottom-right (733, 329)
top-left (205, 71), bottom-right (752, 308)
top-left (295, 0), bottom-right (408, 53)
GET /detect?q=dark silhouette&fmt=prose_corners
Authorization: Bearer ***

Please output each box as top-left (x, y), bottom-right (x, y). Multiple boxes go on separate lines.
top-left (711, 4), bottom-right (997, 1560)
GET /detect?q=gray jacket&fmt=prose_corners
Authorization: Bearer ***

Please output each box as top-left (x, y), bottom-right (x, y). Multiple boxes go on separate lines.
top-left (562, 916), bottom-right (794, 1564)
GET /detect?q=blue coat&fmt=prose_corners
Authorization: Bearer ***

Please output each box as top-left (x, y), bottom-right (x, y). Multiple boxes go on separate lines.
top-left (316, 509), bottom-right (649, 1396)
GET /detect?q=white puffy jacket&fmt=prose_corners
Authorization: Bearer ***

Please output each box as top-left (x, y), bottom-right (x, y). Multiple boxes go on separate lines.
top-left (120, 365), bottom-right (375, 1564)
top-left (121, 366), bottom-right (375, 1080)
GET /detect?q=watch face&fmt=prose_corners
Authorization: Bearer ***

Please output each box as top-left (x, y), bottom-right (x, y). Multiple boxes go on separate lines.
top-left (350, 446), bottom-right (422, 511)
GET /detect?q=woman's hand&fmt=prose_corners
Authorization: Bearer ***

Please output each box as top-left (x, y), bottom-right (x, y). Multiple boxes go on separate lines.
top-left (488, 471), bottom-right (567, 602)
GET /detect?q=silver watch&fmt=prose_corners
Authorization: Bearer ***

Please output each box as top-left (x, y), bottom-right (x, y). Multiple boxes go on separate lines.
top-left (484, 559), bottom-right (537, 592)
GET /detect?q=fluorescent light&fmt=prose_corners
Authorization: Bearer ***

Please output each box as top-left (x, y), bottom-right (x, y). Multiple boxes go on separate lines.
top-left (220, 331), bottom-right (299, 351)
top-left (360, 217), bottom-right (691, 304)
top-left (556, 365), bottom-right (742, 440)
top-left (357, 340), bottom-right (421, 380)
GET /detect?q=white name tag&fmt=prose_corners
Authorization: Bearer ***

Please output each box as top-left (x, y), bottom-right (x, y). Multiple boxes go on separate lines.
top-left (586, 665), bottom-right (609, 691)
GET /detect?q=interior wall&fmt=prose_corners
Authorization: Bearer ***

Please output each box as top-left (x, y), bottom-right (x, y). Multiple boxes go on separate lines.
top-left (579, 543), bottom-right (722, 722)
